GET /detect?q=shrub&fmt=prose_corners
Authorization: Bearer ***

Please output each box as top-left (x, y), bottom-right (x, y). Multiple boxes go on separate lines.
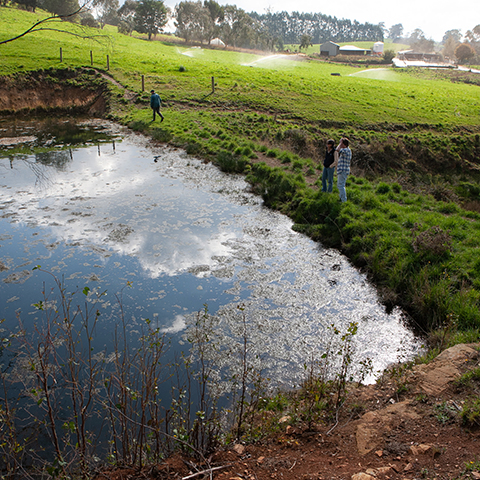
top-left (461, 397), bottom-right (480, 427)
top-left (383, 49), bottom-right (396, 63)
top-left (152, 128), bottom-right (173, 142)
top-left (411, 225), bottom-right (453, 258)
top-left (215, 151), bottom-right (247, 173)
top-left (128, 120), bottom-right (149, 132)
top-left (376, 182), bottom-right (391, 194)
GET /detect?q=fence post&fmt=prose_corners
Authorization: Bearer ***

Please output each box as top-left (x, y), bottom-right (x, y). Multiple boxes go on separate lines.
top-left (90, 50), bottom-right (93, 66)
top-left (142, 75), bottom-right (145, 92)
top-left (107, 55), bottom-right (110, 71)
top-left (60, 47), bottom-right (63, 62)
top-left (211, 76), bottom-right (215, 93)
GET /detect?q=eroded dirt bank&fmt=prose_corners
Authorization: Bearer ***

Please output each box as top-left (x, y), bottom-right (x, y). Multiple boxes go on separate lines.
top-left (0, 68), bottom-right (108, 116)
top-left (95, 344), bottom-right (480, 480)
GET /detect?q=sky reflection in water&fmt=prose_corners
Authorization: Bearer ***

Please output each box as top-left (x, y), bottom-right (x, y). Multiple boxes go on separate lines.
top-left (0, 127), bottom-right (421, 386)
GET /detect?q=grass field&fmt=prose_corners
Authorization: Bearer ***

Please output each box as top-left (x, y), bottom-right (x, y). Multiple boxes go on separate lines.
top-left (1, 5), bottom-right (480, 344)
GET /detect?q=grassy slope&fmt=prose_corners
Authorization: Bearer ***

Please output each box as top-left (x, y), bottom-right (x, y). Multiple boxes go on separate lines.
top-left (2, 6), bottom-right (480, 345)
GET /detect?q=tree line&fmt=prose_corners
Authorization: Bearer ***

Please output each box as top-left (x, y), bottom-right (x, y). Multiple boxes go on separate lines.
top-left (388, 22), bottom-right (480, 64)
top-left (4, 0), bottom-right (384, 50)
top-left (249, 11), bottom-right (384, 45)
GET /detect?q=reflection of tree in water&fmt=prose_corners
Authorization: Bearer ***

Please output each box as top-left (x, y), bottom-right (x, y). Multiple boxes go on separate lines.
top-left (24, 150), bottom-right (73, 189)
top-left (36, 120), bottom-right (114, 147)
top-left (35, 149), bottom-right (73, 170)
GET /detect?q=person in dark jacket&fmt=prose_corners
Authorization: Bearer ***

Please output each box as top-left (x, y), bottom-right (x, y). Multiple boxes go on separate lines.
top-left (150, 89), bottom-right (164, 122)
top-left (321, 139), bottom-right (336, 193)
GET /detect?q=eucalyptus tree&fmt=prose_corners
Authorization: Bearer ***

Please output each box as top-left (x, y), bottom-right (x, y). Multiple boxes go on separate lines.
top-left (117, 0), bottom-right (136, 34)
top-left (204, 0), bottom-right (224, 44)
top-left (134, 0), bottom-right (168, 40)
top-left (92, 0), bottom-right (119, 27)
top-left (388, 23), bottom-right (403, 42)
top-left (12, 0), bottom-right (37, 12)
top-left (40, 0), bottom-right (80, 17)
top-left (175, 1), bottom-right (212, 43)
top-left (299, 34), bottom-right (312, 51)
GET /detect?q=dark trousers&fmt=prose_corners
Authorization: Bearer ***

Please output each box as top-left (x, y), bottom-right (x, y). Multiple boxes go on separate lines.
top-left (152, 107), bottom-right (164, 121)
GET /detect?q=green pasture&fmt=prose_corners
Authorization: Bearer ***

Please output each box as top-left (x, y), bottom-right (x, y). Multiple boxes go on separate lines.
top-left (2, 5), bottom-right (480, 342)
top-left (1, 7), bottom-right (479, 128)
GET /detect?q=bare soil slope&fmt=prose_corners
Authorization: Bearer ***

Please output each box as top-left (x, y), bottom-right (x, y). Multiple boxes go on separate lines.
top-left (95, 344), bottom-right (480, 480)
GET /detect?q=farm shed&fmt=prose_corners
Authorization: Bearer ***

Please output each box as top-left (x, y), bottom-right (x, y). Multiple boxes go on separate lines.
top-left (397, 50), bottom-right (442, 62)
top-left (320, 41), bottom-right (340, 57)
top-left (339, 45), bottom-right (371, 55)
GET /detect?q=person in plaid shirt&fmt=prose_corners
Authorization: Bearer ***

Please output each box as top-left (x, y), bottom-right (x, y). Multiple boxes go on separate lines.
top-left (335, 138), bottom-right (352, 203)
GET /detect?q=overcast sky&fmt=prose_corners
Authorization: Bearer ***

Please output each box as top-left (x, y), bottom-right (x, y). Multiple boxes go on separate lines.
top-left (162, 0), bottom-right (477, 42)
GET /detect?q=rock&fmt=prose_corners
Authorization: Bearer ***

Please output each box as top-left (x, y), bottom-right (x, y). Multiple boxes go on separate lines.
top-left (410, 444), bottom-right (432, 455)
top-left (404, 462), bottom-right (413, 471)
top-left (376, 466), bottom-right (393, 475)
top-left (355, 401), bottom-right (420, 455)
top-left (232, 444), bottom-right (245, 455)
top-left (351, 473), bottom-right (375, 480)
top-left (375, 450), bottom-right (383, 457)
top-left (412, 344), bottom-right (479, 395)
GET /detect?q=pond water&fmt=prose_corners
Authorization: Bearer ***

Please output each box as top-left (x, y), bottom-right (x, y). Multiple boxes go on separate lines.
top-left (0, 119), bottom-right (420, 389)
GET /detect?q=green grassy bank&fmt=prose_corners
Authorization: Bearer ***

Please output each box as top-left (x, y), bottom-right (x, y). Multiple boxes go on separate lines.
top-left (1, 5), bottom-right (480, 347)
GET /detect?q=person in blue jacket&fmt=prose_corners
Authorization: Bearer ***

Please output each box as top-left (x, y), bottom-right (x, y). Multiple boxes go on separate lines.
top-left (150, 89), bottom-right (164, 122)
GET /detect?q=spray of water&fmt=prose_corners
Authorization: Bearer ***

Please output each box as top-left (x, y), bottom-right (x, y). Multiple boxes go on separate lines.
top-left (241, 54), bottom-right (302, 68)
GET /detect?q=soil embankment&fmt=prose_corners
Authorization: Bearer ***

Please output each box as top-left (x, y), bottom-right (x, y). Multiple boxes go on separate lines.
top-left (0, 68), bottom-right (108, 116)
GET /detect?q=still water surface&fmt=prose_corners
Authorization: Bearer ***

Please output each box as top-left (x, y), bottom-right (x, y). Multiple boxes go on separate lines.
top-left (0, 121), bottom-right (420, 386)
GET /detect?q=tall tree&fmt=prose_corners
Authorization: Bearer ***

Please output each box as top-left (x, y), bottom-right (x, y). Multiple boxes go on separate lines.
top-left (117, 0), bottom-right (137, 34)
top-left (442, 29), bottom-right (462, 44)
top-left (455, 42), bottom-right (475, 62)
top-left (134, 0), bottom-right (168, 40)
top-left (388, 23), bottom-right (403, 42)
top-left (204, 0), bottom-right (224, 43)
top-left (92, 0), bottom-right (120, 28)
top-left (40, 0), bottom-right (80, 18)
top-left (299, 34), bottom-right (312, 51)
top-left (12, 0), bottom-right (37, 12)
top-left (174, 1), bottom-right (212, 43)
top-left (408, 28), bottom-right (434, 52)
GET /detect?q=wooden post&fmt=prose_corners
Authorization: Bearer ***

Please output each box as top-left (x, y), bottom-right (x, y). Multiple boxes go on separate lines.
top-left (60, 47), bottom-right (63, 62)
top-left (142, 75), bottom-right (145, 92)
top-left (107, 55), bottom-right (110, 71)
top-left (90, 50), bottom-right (93, 66)
top-left (211, 76), bottom-right (215, 93)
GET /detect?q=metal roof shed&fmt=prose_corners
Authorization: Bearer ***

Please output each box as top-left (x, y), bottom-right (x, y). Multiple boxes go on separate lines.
top-left (320, 41), bottom-right (340, 57)
top-left (339, 45), bottom-right (371, 55)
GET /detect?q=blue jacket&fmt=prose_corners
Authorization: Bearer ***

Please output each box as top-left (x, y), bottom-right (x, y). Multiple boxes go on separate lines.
top-left (150, 93), bottom-right (161, 109)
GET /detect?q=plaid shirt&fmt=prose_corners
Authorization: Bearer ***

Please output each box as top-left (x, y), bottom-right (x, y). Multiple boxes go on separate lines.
top-left (336, 147), bottom-right (352, 174)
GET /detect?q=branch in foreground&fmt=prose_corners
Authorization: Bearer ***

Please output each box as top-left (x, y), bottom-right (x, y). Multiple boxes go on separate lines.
top-left (0, 4), bottom-right (91, 45)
